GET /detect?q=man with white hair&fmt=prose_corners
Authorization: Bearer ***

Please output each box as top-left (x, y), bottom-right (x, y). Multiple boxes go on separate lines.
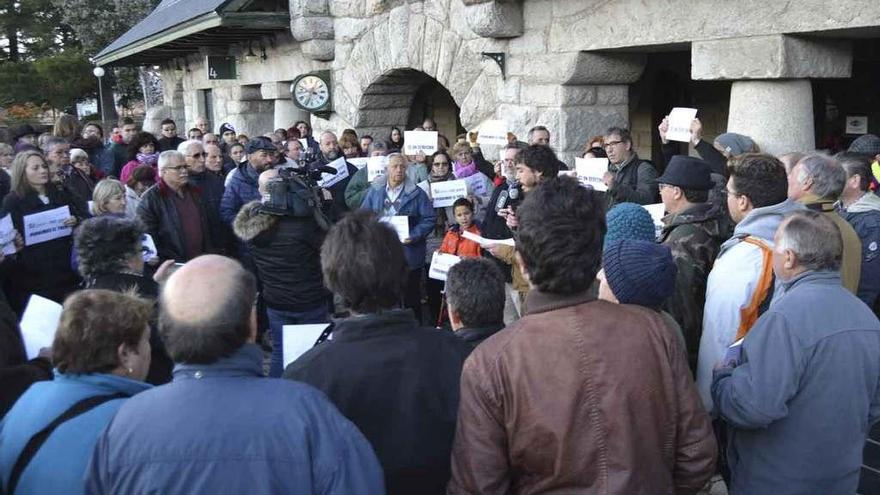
top-left (787, 153), bottom-right (861, 293)
top-left (137, 150), bottom-right (213, 262)
top-left (179, 139), bottom-right (228, 254)
top-left (712, 210), bottom-right (880, 495)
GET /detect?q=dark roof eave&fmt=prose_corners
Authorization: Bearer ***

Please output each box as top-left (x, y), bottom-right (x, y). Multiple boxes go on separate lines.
top-left (94, 12), bottom-right (289, 67)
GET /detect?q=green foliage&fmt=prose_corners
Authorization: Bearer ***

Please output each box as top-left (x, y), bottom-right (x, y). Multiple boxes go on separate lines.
top-left (0, 0), bottom-right (79, 61)
top-left (51, 0), bottom-right (160, 55)
top-left (33, 50), bottom-right (96, 111)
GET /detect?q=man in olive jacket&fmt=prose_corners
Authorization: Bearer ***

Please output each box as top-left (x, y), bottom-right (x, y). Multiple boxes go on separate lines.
top-left (449, 177), bottom-right (716, 494)
top-left (658, 156), bottom-right (728, 372)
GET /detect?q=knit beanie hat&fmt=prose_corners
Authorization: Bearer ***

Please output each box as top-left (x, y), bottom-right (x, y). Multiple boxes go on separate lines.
top-left (219, 122), bottom-right (236, 135)
top-left (715, 133), bottom-right (756, 156)
top-left (602, 240), bottom-right (676, 307)
top-left (849, 134), bottom-right (880, 157)
top-left (605, 202), bottom-right (656, 244)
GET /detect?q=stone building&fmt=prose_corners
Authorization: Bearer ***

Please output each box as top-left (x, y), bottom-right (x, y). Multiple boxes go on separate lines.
top-left (95, 0), bottom-right (880, 166)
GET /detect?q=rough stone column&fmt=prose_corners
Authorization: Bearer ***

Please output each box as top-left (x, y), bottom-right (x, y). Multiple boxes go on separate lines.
top-left (727, 80), bottom-right (814, 156)
top-left (461, 0), bottom-right (523, 38)
top-left (692, 35), bottom-right (852, 154)
top-left (290, 0), bottom-right (334, 61)
top-left (261, 82), bottom-right (310, 131)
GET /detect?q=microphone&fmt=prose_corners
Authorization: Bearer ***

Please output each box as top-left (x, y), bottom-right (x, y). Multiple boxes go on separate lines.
top-left (313, 165), bottom-right (339, 176)
top-left (495, 181), bottom-right (522, 211)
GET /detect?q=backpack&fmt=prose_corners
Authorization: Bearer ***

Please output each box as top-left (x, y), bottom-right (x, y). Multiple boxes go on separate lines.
top-left (734, 236), bottom-right (775, 341)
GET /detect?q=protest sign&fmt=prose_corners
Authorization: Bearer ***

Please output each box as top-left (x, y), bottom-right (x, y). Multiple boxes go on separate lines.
top-left (20, 295), bottom-right (63, 359)
top-left (367, 155), bottom-right (388, 182)
top-left (430, 179), bottom-right (467, 208)
top-left (23, 205), bottom-right (71, 246)
top-left (348, 157), bottom-right (369, 170)
top-left (382, 215), bottom-right (410, 242)
top-left (666, 107), bottom-right (698, 143)
top-left (317, 157), bottom-right (350, 188)
top-left (463, 174), bottom-right (488, 197)
top-left (846, 116), bottom-right (868, 135)
top-left (575, 157), bottom-right (609, 192)
top-left (0, 214), bottom-right (16, 256)
top-left (141, 234), bottom-right (158, 261)
top-left (476, 120), bottom-right (508, 146)
top-left (428, 252), bottom-right (462, 282)
top-left (643, 203), bottom-right (666, 240)
top-left (403, 131), bottom-right (438, 155)
top-left (282, 324), bottom-right (330, 368)
top-left (461, 230), bottom-right (515, 248)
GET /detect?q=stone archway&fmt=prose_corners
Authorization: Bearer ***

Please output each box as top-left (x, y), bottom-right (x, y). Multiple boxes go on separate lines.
top-left (331, 9), bottom-right (500, 136)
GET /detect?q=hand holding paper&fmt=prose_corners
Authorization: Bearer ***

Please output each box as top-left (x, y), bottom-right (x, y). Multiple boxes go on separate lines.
top-left (665, 107), bottom-right (698, 143)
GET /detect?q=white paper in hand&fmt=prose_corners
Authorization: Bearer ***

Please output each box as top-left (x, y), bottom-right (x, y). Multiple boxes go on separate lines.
top-left (575, 157), bottom-right (609, 192)
top-left (428, 252), bottom-right (462, 281)
top-left (476, 120), bottom-right (508, 146)
top-left (348, 157), bottom-right (369, 170)
top-left (367, 155), bottom-right (388, 182)
top-left (381, 216), bottom-right (410, 242)
top-left (461, 230), bottom-right (515, 247)
top-left (430, 179), bottom-right (467, 208)
top-left (0, 214), bottom-right (16, 255)
top-left (23, 205), bottom-right (71, 246)
top-left (282, 324), bottom-right (330, 368)
top-left (643, 203), bottom-right (666, 240)
top-left (20, 295), bottom-right (63, 359)
top-left (141, 234), bottom-right (158, 261)
top-left (403, 131), bottom-right (438, 155)
top-left (317, 157), bottom-right (350, 188)
top-left (666, 107), bottom-right (698, 143)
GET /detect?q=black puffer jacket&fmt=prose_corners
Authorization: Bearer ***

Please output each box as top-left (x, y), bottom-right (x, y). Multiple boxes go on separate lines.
top-left (233, 201), bottom-right (329, 311)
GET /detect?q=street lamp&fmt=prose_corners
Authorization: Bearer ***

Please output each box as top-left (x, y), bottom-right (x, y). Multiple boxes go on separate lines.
top-left (93, 66), bottom-right (106, 130)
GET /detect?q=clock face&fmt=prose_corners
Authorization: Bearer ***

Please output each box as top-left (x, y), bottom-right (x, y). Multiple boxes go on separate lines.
top-left (293, 75), bottom-right (330, 111)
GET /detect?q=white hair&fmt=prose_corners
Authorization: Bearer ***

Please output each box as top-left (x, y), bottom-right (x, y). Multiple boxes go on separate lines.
top-left (70, 148), bottom-right (89, 162)
top-left (158, 150), bottom-right (185, 170)
top-left (177, 140), bottom-right (203, 154)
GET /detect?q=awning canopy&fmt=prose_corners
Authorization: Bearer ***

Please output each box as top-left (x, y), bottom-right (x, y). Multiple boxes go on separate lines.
top-left (94, 0), bottom-right (289, 67)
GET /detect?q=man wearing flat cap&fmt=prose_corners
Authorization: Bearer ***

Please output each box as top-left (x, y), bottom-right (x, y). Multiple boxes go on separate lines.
top-left (221, 137), bottom-right (277, 225)
top-left (657, 155), bottom-right (728, 372)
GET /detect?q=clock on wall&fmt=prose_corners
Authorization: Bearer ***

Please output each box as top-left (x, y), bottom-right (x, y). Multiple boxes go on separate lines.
top-left (290, 71), bottom-right (332, 117)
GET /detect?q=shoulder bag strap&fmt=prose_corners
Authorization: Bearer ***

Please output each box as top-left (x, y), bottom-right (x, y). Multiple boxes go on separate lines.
top-left (5, 392), bottom-right (128, 495)
top-left (735, 236), bottom-right (775, 341)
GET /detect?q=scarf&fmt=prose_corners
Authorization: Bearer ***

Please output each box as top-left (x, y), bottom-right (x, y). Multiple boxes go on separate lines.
top-left (137, 152), bottom-right (159, 166)
top-left (453, 160), bottom-right (477, 179)
top-left (429, 171), bottom-right (452, 183)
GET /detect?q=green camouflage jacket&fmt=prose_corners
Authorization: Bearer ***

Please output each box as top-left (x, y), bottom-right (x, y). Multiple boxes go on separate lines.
top-left (659, 202), bottom-right (728, 373)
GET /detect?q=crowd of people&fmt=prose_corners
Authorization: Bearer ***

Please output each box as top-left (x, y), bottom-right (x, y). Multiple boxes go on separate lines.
top-left (0, 110), bottom-right (879, 495)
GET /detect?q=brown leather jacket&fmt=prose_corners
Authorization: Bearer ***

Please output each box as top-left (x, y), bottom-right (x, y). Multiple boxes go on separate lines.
top-left (448, 290), bottom-right (716, 494)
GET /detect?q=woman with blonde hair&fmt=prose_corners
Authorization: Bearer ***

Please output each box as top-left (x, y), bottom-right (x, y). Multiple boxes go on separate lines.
top-left (91, 178), bottom-right (126, 217)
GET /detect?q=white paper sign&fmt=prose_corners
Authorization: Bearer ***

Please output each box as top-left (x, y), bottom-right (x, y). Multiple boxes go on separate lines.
top-left (476, 120), bottom-right (508, 146)
top-left (0, 214), bottom-right (16, 256)
top-left (461, 230), bottom-right (515, 247)
top-left (463, 174), bottom-right (488, 197)
top-left (846, 116), bottom-right (868, 135)
top-left (430, 179), bottom-right (468, 208)
top-left (666, 107), bottom-right (698, 143)
top-left (403, 131), bottom-right (438, 155)
top-left (382, 215), bottom-right (410, 242)
top-left (644, 203), bottom-right (666, 240)
top-left (20, 294), bottom-right (63, 359)
top-left (348, 157), bottom-right (369, 170)
top-left (428, 252), bottom-right (462, 281)
top-left (23, 205), bottom-right (71, 246)
top-left (317, 157), bottom-right (350, 188)
top-left (141, 233), bottom-right (157, 261)
top-left (575, 157), bottom-right (609, 192)
top-left (367, 155), bottom-right (388, 183)
top-left (282, 323), bottom-right (330, 368)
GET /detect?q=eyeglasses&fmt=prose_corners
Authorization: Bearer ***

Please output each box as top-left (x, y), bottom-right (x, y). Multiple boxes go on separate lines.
top-left (604, 140), bottom-right (623, 149)
top-left (432, 161), bottom-right (449, 166)
top-left (166, 165), bottom-right (189, 172)
top-left (187, 153), bottom-right (206, 159)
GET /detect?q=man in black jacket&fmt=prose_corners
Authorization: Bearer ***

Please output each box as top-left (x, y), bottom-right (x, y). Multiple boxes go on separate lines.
top-left (137, 150), bottom-right (213, 262)
top-left (307, 131), bottom-right (358, 219)
top-left (234, 169), bottom-right (330, 378)
top-left (179, 139), bottom-right (229, 254)
top-left (602, 126), bottom-right (659, 208)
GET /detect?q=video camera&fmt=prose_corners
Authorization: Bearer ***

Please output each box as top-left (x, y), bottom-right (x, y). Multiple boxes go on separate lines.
top-left (260, 161), bottom-right (336, 230)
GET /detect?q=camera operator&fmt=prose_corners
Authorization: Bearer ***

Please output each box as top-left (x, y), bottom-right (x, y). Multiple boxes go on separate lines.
top-left (233, 168), bottom-right (331, 378)
top-left (487, 144), bottom-right (560, 322)
top-left (307, 131), bottom-right (359, 218)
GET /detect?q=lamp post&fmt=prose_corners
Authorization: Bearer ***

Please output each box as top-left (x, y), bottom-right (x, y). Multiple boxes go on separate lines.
top-left (93, 66), bottom-right (106, 131)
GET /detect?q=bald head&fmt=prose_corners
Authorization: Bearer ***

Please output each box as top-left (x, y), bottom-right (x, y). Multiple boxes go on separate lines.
top-left (258, 168), bottom-right (279, 195)
top-left (159, 255), bottom-right (257, 364)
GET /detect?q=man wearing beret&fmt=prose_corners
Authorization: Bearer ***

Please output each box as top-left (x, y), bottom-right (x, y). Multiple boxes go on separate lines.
top-left (657, 155), bottom-right (728, 372)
